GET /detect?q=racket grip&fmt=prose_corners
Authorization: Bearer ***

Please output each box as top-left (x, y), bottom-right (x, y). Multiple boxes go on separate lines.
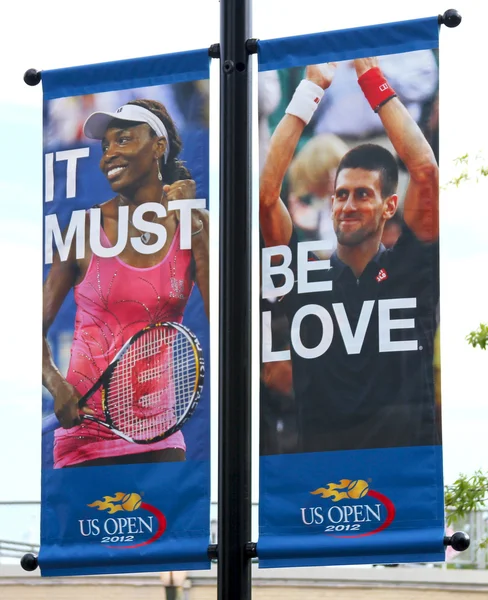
top-left (42, 413), bottom-right (61, 434)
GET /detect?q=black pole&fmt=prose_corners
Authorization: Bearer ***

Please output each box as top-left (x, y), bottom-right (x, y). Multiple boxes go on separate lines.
top-left (218, 0), bottom-right (253, 598)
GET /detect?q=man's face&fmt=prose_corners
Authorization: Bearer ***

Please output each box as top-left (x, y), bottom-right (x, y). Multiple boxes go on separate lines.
top-left (332, 168), bottom-right (394, 247)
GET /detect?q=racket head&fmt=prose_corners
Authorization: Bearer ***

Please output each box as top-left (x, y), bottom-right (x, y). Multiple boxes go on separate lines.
top-left (101, 322), bottom-right (204, 444)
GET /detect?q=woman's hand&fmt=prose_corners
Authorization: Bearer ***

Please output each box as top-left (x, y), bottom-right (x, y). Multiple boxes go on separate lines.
top-left (52, 379), bottom-right (94, 429)
top-left (163, 179), bottom-right (196, 202)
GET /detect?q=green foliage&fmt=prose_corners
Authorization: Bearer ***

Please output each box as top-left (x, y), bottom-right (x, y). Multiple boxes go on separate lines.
top-left (445, 153), bottom-right (488, 351)
top-left (445, 470), bottom-right (488, 527)
top-left (444, 152), bottom-right (488, 188)
top-left (466, 324), bottom-right (488, 350)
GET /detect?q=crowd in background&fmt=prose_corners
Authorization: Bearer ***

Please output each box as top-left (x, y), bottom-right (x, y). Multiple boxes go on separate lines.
top-left (259, 50), bottom-right (439, 454)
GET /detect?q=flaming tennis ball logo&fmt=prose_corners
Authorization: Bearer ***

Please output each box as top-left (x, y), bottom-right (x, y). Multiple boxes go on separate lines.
top-left (311, 479), bottom-right (369, 501)
top-left (88, 492), bottom-right (143, 513)
top-left (122, 493), bottom-right (143, 511)
top-left (347, 480), bottom-right (369, 499)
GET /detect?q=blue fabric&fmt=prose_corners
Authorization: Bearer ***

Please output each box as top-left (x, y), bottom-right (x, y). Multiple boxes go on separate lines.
top-left (40, 462), bottom-right (210, 575)
top-left (258, 17), bottom-right (439, 72)
top-left (259, 446), bottom-right (445, 567)
top-left (257, 16), bottom-right (444, 569)
top-left (40, 50), bottom-right (211, 576)
top-left (42, 48), bottom-right (209, 99)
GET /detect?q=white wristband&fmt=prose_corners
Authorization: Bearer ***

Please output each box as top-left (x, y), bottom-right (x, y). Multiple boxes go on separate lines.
top-left (285, 79), bottom-right (325, 125)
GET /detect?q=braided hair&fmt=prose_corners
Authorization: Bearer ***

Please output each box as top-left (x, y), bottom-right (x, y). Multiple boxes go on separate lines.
top-left (127, 99), bottom-right (191, 184)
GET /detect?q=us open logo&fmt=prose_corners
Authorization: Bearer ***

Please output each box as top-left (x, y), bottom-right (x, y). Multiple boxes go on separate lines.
top-left (78, 492), bottom-right (167, 548)
top-left (300, 479), bottom-right (395, 536)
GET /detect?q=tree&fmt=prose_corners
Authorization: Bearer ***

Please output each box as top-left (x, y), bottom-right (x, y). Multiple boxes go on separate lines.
top-left (445, 470), bottom-right (488, 549)
top-left (444, 152), bottom-right (488, 351)
top-left (444, 153), bottom-right (488, 555)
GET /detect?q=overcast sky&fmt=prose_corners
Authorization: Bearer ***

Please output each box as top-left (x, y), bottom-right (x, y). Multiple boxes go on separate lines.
top-left (0, 0), bottom-right (487, 529)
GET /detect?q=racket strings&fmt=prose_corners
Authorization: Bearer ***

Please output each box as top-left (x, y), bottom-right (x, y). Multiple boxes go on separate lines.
top-left (106, 325), bottom-right (197, 442)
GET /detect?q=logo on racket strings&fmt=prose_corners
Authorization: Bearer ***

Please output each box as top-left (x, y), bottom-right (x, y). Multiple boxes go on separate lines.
top-left (300, 478), bottom-right (395, 537)
top-left (78, 492), bottom-right (166, 548)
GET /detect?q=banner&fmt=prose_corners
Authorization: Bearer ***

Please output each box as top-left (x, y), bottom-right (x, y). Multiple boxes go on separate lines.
top-left (40, 50), bottom-right (211, 576)
top-left (258, 18), bottom-right (444, 567)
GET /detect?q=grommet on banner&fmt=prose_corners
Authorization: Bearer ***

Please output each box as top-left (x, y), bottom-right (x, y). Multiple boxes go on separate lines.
top-left (438, 9), bottom-right (462, 27)
top-left (24, 69), bottom-right (41, 86)
top-left (443, 531), bottom-right (470, 551)
top-left (20, 553), bottom-right (39, 572)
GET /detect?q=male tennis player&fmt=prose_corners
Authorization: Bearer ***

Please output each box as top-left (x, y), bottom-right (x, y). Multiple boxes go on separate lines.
top-left (260, 58), bottom-right (440, 453)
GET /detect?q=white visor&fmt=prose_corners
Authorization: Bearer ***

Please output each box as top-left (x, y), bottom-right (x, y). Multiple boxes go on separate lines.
top-left (83, 104), bottom-right (170, 162)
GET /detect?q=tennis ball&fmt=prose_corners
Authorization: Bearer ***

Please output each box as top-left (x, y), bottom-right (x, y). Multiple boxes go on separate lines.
top-left (347, 480), bottom-right (369, 499)
top-left (121, 493), bottom-right (142, 512)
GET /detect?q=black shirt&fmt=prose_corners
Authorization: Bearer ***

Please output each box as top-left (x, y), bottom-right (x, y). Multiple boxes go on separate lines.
top-left (275, 224), bottom-right (440, 453)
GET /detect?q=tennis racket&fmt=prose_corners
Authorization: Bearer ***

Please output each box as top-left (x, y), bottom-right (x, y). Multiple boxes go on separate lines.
top-left (42, 322), bottom-right (204, 444)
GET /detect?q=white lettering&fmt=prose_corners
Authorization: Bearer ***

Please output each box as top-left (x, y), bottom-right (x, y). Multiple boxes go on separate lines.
top-left (55, 148), bottom-right (90, 198)
top-left (45, 153), bottom-right (54, 202)
top-left (333, 300), bottom-right (374, 355)
top-left (138, 516), bottom-right (153, 534)
top-left (378, 298), bottom-right (418, 353)
top-left (353, 505), bottom-right (365, 522)
top-left (90, 206), bottom-right (128, 258)
top-left (168, 199), bottom-right (206, 250)
top-left (104, 518), bottom-right (118, 535)
top-left (342, 505), bottom-right (354, 523)
top-left (301, 508), bottom-right (314, 525)
top-left (131, 202), bottom-right (168, 254)
top-left (328, 506), bottom-right (343, 524)
top-left (291, 304), bottom-right (333, 359)
top-left (79, 520), bottom-right (92, 537)
top-left (79, 519), bottom-right (100, 536)
top-left (45, 210), bottom-right (85, 264)
top-left (300, 507), bottom-right (323, 525)
top-left (262, 311), bottom-right (291, 363)
top-left (365, 504), bottom-right (382, 522)
top-left (127, 517), bottom-right (138, 534)
top-left (261, 245), bottom-right (294, 299)
top-left (297, 241), bottom-right (333, 294)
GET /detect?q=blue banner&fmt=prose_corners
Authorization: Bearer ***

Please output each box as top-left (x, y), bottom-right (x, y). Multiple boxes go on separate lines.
top-left (40, 49), bottom-right (211, 576)
top-left (258, 17), bottom-right (444, 567)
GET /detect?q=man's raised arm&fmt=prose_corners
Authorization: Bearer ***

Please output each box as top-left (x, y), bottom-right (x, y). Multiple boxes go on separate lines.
top-left (354, 57), bottom-right (439, 242)
top-left (259, 64), bottom-right (337, 248)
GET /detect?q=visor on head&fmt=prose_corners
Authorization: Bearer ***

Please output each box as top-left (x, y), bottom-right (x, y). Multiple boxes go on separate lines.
top-left (83, 104), bottom-right (170, 163)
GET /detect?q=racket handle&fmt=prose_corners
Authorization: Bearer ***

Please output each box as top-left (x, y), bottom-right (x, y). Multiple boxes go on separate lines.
top-left (42, 413), bottom-right (61, 434)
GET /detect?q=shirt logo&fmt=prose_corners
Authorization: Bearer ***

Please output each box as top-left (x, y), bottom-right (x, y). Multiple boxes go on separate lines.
top-left (376, 268), bottom-right (388, 283)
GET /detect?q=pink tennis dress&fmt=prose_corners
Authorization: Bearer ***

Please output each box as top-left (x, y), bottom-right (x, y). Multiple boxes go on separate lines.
top-left (54, 225), bottom-right (193, 468)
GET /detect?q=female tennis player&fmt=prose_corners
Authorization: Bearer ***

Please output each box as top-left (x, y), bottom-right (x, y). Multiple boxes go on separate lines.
top-left (42, 99), bottom-right (209, 468)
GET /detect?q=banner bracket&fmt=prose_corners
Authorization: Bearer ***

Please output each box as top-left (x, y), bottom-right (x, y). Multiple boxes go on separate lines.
top-left (443, 531), bottom-right (470, 551)
top-left (207, 38), bottom-right (259, 59)
top-left (24, 69), bottom-right (41, 86)
top-left (20, 553), bottom-right (38, 572)
top-left (438, 9), bottom-right (462, 27)
top-left (208, 44), bottom-right (220, 58)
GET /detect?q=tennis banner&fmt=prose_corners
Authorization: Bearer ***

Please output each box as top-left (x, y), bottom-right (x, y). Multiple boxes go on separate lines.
top-left (40, 50), bottom-right (211, 576)
top-left (258, 17), bottom-right (444, 567)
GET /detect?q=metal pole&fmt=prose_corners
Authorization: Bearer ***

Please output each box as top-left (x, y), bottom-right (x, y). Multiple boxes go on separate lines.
top-left (218, 0), bottom-right (253, 598)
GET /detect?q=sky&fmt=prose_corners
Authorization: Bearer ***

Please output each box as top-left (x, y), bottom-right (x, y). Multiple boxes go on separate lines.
top-left (0, 0), bottom-right (487, 546)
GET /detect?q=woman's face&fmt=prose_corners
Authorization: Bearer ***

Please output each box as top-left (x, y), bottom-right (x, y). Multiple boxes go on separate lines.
top-left (100, 121), bottom-right (161, 193)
